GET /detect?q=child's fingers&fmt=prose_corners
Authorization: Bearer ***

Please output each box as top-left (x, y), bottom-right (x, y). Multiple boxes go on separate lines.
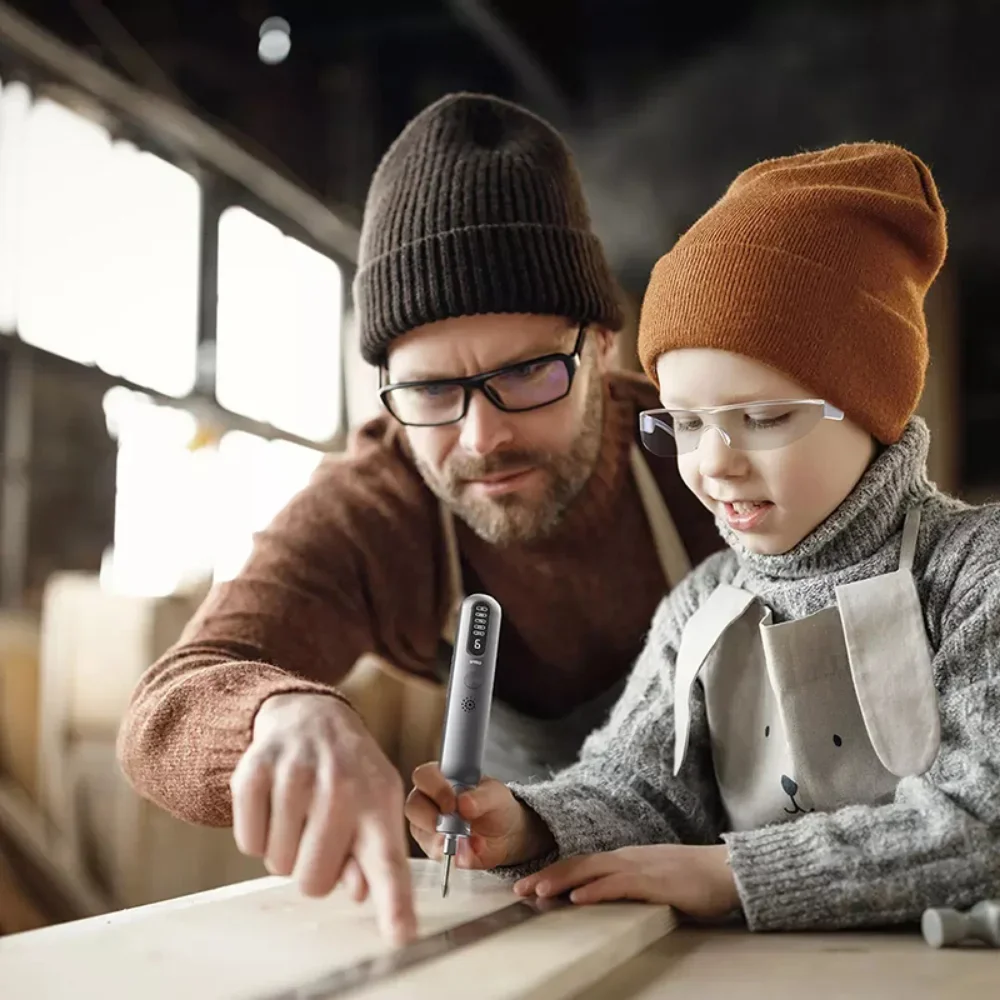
top-left (514, 854), bottom-right (609, 897)
top-left (403, 787), bottom-right (444, 833)
top-left (409, 825), bottom-right (444, 861)
top-left (455, 837), bottom-right (490, 869)
top-left (568, 873), bottom-right (636, 905)
top-left (457, 776), bottom-right (513, 820)
top-left (410, 762), bottom-right (457, 815)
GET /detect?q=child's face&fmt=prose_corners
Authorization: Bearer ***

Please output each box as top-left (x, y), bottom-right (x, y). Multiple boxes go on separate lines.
top-left (655, 349), bottom-right (877, 555)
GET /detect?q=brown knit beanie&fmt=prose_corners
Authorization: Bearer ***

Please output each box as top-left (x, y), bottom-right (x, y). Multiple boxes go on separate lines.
top-left (353, 92), bottom-right (623, 366)
top-left (637, 142), bottom-right (948, 443)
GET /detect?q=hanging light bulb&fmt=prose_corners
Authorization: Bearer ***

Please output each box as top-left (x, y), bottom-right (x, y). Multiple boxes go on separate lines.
top-left (258, 16), bottom-right (291, 65)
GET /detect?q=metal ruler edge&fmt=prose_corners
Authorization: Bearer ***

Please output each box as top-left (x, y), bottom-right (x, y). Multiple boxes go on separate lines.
top-left (246, 894), bottom-right (573, 1000)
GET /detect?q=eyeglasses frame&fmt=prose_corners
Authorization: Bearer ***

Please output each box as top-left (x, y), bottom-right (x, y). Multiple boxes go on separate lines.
top-left (639, 398), bottom-right (845, 452)
top-left (378, 322), bottom-right (589, 427)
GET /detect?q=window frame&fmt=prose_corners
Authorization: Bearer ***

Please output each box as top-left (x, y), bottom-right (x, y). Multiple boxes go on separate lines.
top-left (0, 62), bottom-right (357, 456)
top-left (0, 38), bottom-right (360, 606)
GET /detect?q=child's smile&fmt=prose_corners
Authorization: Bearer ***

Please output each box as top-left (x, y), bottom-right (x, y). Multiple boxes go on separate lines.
top-left (715, 498), bottom-right (774, 533)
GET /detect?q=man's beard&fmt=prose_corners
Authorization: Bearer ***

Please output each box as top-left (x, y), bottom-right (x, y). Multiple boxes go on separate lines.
top-left (414, 374), bottom-right (605, 545)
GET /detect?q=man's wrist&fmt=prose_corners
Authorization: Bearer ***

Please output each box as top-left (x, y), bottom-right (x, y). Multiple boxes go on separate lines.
top-left (254, 688), bottom-right (357, 734)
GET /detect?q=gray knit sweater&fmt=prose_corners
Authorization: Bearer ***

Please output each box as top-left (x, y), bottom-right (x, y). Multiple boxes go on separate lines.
top-left (503, 417), bottom-right (1000, 931)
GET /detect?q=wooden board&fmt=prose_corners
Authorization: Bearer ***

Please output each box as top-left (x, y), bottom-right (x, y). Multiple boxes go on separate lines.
top-left (574, 925), bottom-right (998, 999)
top-left (34, 574), bottom-right (264, 910)
top-left (0, 610), bottom-right (41, 800)
top-left (0, 859), bottom-right (678, 999)
top-left (0, 777), bottom-right (110, 922)
top-left (0, 841), bottom-right (48, 935)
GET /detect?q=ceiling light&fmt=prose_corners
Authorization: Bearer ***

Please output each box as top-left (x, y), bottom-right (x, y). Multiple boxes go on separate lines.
top-left (258, 16), bottom-right (291, 65)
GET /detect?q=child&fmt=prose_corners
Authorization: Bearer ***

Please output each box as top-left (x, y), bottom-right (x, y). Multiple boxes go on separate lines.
top-left (405, 142), bottom-right (1000, 931)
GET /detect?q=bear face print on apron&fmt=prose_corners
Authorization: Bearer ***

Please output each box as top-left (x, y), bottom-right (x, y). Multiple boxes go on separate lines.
top-left (438, 445), bottom-right (694, 785)
top-left (672, 503), bottom-right (941, 830)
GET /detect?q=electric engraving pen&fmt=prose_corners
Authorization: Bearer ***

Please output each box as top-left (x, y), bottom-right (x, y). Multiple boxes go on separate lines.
top-left (435, 593), bottom-right (502, 897)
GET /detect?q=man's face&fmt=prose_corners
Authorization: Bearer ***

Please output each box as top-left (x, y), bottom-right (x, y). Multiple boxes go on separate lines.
top-left (385, 313), bottom-right (612, 545)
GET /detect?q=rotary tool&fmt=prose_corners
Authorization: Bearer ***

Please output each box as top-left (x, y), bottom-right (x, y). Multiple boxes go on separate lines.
top-left (435, 593), bottom-right (501, 896)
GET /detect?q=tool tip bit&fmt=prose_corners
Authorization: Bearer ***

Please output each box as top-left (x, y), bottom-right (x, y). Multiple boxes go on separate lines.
top-left (441, 855), bottom-right (452, 897)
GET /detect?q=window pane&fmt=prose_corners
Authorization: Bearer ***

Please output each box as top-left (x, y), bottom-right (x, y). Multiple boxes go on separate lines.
top-left (0, 79), bottom-right (31, 334)
top-left (14, 97), bottom-right (199, 395)
top-left (18, 98), bottom-right (112, 364)
top-left (101, 388), bottom-right (325, 596)
top-left (101, 388), bottom-right (218, 597)
top-left (96, 141), bottom-right (200, 397)
top-left (212, 430), bottom-right (323, 582)
top-left (216, 206), bottom-right (342, 441)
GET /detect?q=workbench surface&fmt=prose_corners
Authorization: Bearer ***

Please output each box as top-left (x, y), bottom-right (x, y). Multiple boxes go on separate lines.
top-left (0, 859), bottom-right (992, 998)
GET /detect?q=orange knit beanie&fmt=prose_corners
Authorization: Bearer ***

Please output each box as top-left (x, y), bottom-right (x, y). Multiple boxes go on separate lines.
top-left (637, 142), bottom-right (948, 443)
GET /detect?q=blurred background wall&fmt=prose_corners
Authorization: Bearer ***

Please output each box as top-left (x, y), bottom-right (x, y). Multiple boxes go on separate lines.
top-left (0, 0), bottom-right (996, 934)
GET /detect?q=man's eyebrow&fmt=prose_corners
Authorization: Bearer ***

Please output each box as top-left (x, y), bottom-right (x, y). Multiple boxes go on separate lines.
top-left (393, 339), bottom-right (569, 383)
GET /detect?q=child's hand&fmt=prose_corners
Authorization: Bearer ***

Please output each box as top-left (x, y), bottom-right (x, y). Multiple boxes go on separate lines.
top-left (513, 844), bottom-right (740, 919)
top-left (405, 762), bottom-right (555, 870)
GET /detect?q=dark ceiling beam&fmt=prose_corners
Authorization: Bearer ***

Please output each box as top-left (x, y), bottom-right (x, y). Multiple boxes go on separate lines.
top-left (67, 0), bottom-right (186, 105)
top-left (445, 0), bottom-right (570, 125)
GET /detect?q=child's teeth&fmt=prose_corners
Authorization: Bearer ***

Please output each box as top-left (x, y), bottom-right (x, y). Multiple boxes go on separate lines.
top-left (733, 501), bottom-right (760, 514)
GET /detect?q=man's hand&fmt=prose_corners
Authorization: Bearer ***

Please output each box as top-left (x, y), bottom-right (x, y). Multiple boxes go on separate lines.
top-left (512, 844), bottom-right (740, 919)
top-left (229, 692), bottom-right (416, 945)
top-left (405, 762), bottom-right (554, 870)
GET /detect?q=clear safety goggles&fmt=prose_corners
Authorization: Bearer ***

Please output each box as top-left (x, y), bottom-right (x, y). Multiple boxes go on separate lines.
top-left (639, 399), bottom-right (845, 457)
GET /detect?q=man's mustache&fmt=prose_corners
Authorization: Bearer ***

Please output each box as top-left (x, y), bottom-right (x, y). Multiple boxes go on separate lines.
top-left (445, 449), bottom-right (552, 484)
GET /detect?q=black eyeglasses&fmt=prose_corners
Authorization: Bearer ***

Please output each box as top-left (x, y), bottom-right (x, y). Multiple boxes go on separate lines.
top-left (379, 323), bottom-right (588, 427)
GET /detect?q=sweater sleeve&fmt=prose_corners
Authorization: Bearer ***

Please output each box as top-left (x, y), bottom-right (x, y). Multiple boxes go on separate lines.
top-left (722, 558), bottom-right (1000, 931)
top-left (496, 557), bottom-right (731, 878)
top-left (116, 425), bottom-right (444, 828)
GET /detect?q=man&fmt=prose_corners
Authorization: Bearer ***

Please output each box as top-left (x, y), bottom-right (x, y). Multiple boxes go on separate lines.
top-left (116, 92), bottom-right (721, 944)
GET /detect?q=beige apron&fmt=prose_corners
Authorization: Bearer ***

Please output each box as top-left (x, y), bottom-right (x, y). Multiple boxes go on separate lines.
top-left (438, 445), bottom-right (693, 784)
top-left (672, 503), bottom-right (941, 830)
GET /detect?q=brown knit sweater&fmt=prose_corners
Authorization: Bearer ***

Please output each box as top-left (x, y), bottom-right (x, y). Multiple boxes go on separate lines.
top-left (116, 371), bottom-right (722, 826)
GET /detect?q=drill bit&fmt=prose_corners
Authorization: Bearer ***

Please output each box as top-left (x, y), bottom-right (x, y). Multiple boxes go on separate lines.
top-left (441, 855), bottom-right (452, 897)
top-left (441, 834), bottom-right (458, 897)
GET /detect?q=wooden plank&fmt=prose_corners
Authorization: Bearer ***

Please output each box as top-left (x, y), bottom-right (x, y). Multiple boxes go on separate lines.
top-left (34, 574), bottom-right (265, 909)
top-left (0, 609), bottom-right (41, 800)
top-left (574, 925), bottom-right (998, 999)
top-left (0, 777), bottom-right (110, 922)
top-left (0, 859), bottom-right (678, 999)
top-left (0, 840), bottom-right (49, 934)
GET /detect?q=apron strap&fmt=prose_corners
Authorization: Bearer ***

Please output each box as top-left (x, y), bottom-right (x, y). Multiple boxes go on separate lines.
top-left (835, 566), bottom-right (940, 777)
top-left (898, 503), bottom-right (924, 573)
top-left (629, 445), bottom-right (693, 590)
top-left (439, 503), bottom-right (464, 644)
top-left (673, 585), bottom-right (758, 775)
top-left (835, 501), bottom-right (939, 777)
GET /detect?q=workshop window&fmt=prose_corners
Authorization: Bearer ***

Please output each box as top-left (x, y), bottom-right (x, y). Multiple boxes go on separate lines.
top-left (212, 430), bottom-right (324, 583)
top-left (215, 205), bottom-right (343, 443)
top-left (101, 388), bottom-right (217, 597)
top-left (101, 388), bottom-right (323, 597)
top-left (0, 87), bottom-right (200, 397)
top-left (0, 79), bottom-right (30, 334)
